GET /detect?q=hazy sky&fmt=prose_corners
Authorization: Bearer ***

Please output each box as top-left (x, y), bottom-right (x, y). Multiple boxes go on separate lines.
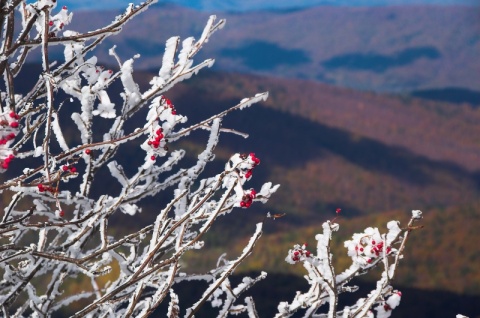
top-left (58, 0), bottom-right (480, 12)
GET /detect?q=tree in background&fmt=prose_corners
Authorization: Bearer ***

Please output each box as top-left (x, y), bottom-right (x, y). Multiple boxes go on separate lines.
top-left (0, 1), bottom-right (423, 317)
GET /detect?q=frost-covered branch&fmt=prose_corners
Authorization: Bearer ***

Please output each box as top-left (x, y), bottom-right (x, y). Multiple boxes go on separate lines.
top-left (276, 210), bottom-right (423, 318)
top-left (0, 2), bottom-right (278, 316)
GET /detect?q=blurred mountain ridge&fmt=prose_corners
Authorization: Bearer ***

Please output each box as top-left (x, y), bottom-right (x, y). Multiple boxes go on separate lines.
top-left (55, 4), bottom-right (480, 92)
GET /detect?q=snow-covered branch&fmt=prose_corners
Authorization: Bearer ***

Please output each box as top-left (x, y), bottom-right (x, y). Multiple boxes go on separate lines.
top-left (0, 2), bottom-right (277, 316)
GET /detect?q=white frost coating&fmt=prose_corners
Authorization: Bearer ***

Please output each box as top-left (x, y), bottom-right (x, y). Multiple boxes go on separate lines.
top-left (158, 36), bottom-right (179, 80)
top-left (51, 113), bottom-right (69, 151)
top-left (119, 203), bottom-right (140, 216)
top-left (239, 92), bottom-right (268, 110)
top-left (167, 289), bottom-right (180, 318)
top-left (92, 90), bottom-right (116, 118)
top-left (62, 31), bottom-right (84, 65)
top-left (175, 37), bottom-right (195, 75)
top-left (412, 210), bottom-right (423, 219)
top-left (386, 292), bottom-right (401, 309)
top-left (34, 146), bottom-right (44, 157)
top-left (81, 57), bottom-right (101, 85)
top-left (37, 228), bottom-right (47, 252)
top-left (386, 220), bottom-right (401, 245)
top-left (120, 58), bottom-right (141, 109)
top-left (198, 15), bottom-right (215, 45)
top-left (71, 112), bottom-right (89, 144)
top-left (257, 182), bottom-right (280, 203)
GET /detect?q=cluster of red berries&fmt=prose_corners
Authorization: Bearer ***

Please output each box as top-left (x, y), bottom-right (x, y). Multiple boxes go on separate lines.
top-left (241, 153), bottom-right (260, 179)
top-left (47, 6), bottom-right (68, 35)
top-left (240, 189), bottom-right (256, 208)
top-left (164, 98), bottom-right (177, 115)
top-left (48, 20), bottom-right (64, 29)
top-left (0, 132), bottom-right (16, 145)
top-left (147, 128), bottom-right (164, 149)
top-left (355, 239), bottom-right (391, 264)
top-left (61, 165), bottom-right (77, 173)
top-left (147, 127), bottom-right (169, 161)
top-left (0, 112), bottom-right (20, 129)
top-left (38, 184), bottom-right (57, 194)
top-left (1, 154), bottom-right (14, 169)
top-left (1, 111), bottom-right (20, 171)
top-left (290, 244), bottom-right (312, 262)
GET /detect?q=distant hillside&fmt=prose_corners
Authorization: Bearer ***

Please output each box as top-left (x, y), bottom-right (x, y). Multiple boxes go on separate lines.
top-left (144, 70), bottom-right (480, 295)
top-left (410, 87), bottom-right (480, 106)
top-left (54, 4), bottom-right (480, 92)
top-left (9, 64), bottom-right (480, 297)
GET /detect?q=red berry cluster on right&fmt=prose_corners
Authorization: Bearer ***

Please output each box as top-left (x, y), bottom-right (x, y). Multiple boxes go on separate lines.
top-left (289, 243), bottom-right (312, 263)
top-left (164, 98), bottom-right (177, 115)
top-left (240, 189), bottom-right (256, 208)
top-left (1, 154), bottom-right (14, 170)
top-left (147, 127), bottom-right (164, 150)
top-left (241, 152), bottom-right (260, 180)
top-left (38, 184), bottom-right (57, 194)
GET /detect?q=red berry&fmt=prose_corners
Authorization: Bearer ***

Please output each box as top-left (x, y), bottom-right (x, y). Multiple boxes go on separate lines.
top-left (336, 208), bottom-right (341, 214)
top-left (9, 112), bottom-right (16, 118)
top-left (367, 258), bottom-right (372, 263)
top-left (85, 149), bottom-right (91, 155)
top-left (63, 5), bottom-right (67, 10)
top-left (49, 21), bottom-right (54, 26)
top-left (62, 165), bottom-right (69, 171)
top-left (156, 128), bottom-right (163, 135)
top-left (359, 247), bottom-right (364, 252)
top-left (10, 122), bottom-right (19, 128)
top-left (245, 170), bottom-right (252, 179)
top-left (70, 167), bottom-right (77, 173)
top-left (151, 155), bottom-right (156, 161)
top-left (59, 210), bottom-right (65, 217)
top-left (171, 110), bottom-right (177, 115)
top-left (38, 184), bottom-right (45, 192)
top-left (305, 251), bottom-right (311, 257)
top-left (152, 141), bottom-right (160, 148)
top-left (1, 162), bottom-right (8, 169)
top-left (240, 201), bottom-right (246, 207)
